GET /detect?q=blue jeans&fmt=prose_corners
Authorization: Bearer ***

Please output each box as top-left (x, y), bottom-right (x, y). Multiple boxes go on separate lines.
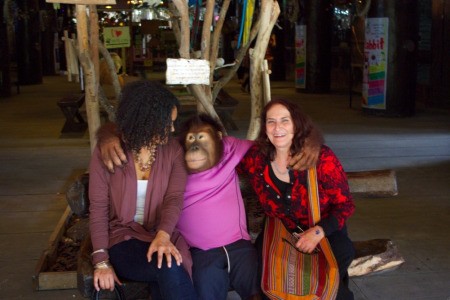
top-left (109, 239), bottom-right (197, 300)
top-left (190, 239), bottom-right (259, 300)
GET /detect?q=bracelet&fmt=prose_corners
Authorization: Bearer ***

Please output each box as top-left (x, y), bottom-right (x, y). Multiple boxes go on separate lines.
top-left (91, 248), bottom-right (107, 256)
top-left (94, 260), bottom-right (113, 270)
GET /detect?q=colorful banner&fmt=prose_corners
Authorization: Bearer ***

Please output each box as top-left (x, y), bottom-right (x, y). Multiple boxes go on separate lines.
top-left (362, 18), bottom-right (389, 109)
top-left (103, 26), bottom-right (130, 49)
top-left (295, 25), bottom-right (306, 89)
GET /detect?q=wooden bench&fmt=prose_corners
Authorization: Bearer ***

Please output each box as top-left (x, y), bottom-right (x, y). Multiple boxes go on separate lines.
top-left (75, 168), bottom-right (402, 298)
top-left (57, 94), bottom-right (87, 133)
top-left (78, 234), bottom-right (151, 299)
top-left (241, 169), bottom-right (404, 277)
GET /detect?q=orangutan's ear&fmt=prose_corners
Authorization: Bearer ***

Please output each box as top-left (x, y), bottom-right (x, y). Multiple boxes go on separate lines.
top-left (217, 131), bottom-right (223, 140)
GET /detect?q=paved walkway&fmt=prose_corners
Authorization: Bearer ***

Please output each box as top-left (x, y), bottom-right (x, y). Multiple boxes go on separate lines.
top-left (0, 75), bottom-right (449, 299)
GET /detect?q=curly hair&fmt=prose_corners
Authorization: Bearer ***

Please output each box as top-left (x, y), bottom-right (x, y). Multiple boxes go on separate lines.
top-left (256, 98), bottom-right (314, 160)
top-left (115, 80), bottom-right (180, 152)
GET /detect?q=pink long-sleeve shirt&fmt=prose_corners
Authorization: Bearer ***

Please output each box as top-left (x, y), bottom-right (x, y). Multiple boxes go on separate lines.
top-left (177, 136), bottom-right (253, 250)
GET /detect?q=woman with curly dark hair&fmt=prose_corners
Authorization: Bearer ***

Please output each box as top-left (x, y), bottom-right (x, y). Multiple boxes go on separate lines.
top-left (89, 80), bottom-right (197, 300)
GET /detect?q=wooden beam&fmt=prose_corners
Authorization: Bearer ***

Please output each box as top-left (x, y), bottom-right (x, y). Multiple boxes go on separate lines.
top-left (46, 0), bottom-right (115, 4)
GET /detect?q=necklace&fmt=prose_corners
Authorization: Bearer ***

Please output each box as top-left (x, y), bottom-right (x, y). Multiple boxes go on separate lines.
top-left (271, 161), bottom-right (288, 175)
top-left (133, 144), bottom-right (157, 172)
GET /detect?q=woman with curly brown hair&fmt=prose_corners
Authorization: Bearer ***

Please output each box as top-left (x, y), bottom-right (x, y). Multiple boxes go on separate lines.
top-left (239, 98), bottom-right (355, 300)
top-left (88, 80), bottom-right (197, 300)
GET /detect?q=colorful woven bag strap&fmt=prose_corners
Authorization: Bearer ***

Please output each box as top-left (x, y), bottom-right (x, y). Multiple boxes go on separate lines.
top-left (307, 167), bottom-right (340, 300)
top-left (307, 167), bottom-right (321, 226)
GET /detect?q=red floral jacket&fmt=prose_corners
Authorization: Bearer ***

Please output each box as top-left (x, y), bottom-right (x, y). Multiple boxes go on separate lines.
top-left (238, 145), bottom-right (355, 236)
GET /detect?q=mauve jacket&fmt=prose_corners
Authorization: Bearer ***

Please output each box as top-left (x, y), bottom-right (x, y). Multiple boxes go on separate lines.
top-left (88, 138), bottom-right (192, 274)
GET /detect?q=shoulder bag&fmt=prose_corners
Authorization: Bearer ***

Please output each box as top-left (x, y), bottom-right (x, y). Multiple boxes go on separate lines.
top-left (261, 167), bottom-right (339, 299)
top-left (91, 284), bottom-right (126, 300)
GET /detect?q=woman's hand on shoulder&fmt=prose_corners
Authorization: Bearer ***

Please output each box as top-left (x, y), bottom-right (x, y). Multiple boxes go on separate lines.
top-left (147, 230), bottom-right (183, 269)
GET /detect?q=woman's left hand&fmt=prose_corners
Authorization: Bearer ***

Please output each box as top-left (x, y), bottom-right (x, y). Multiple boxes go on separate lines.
top-left (147, 230), bottom-right (183, 268)
top-left (294, 226), bottom-right (324, 254)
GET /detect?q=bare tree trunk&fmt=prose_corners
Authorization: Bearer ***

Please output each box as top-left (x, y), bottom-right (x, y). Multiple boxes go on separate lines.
top-left (246, 0), bottom-right (280, 140)
top-left (201, 0), bottom-right (214, 61)
top-left (76, 5), bottom-right (100, 153)
top-left (262, 59), bottom-right (271, 104)
top-left (171, 0), bottom-right (279, 137)
top-left (171, 0), bottom-right (224, 130)
top-left (98, 43), bottom-right (121, 100)
top-left (212, 17), bottom-right (261, 101)
top-left (89, 5), bottom-right (99, 85)
top-left (209, 0), bottom-right (231, 80)
top-left (171, 0), bottom-right (190, 58)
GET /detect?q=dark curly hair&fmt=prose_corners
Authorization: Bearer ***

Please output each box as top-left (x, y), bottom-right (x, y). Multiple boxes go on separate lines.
top-left (256, 98), bottom-right (314, 160)
top-left (115, 80), bottom-right (180, 152)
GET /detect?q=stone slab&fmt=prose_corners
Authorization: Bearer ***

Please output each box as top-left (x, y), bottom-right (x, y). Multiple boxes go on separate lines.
top-left (347, 169), bottom-right (398, 197)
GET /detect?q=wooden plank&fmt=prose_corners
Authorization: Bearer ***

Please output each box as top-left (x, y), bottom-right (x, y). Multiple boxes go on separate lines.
top-left (35, 271), bottom-right (78, 290)
top-left (33, 206), bottom-right (77, 291)
top-left (47, 206), bottom-right (72, 253)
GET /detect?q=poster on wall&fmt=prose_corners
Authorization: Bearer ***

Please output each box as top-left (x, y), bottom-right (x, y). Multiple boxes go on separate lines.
top-left (295, 25), bottom-right (307, 89)
top-left (362, 18), bottom-right (389, 109)
top-left (103, 26), bottom-right (130, 49)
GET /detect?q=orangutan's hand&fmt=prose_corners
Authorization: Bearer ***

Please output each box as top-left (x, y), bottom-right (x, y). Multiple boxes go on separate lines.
top-left (289, 125), bottom-right (324, 171)
top-left (97, 123), bottom-right (127, 173)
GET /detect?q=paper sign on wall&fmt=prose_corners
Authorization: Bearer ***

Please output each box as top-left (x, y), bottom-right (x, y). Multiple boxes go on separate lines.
top-left (166, 59), bottom-right (210, 85)
top-left (103, 27), bottom-right (130, 49)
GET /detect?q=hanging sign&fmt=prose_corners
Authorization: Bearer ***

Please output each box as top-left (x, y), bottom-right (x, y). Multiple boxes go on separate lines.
top-left (166, 59), bottom-right (210, 85)
top-left (362, 17), bottom-right (389, 109)
top-left (46, 0), bottom-right (116, 4)
top-left (103, 27), bottom-right (130, 49)
top-left (295, 25), bottom-right (307, 89)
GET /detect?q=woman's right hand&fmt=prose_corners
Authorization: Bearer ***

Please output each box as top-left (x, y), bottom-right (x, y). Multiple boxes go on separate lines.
top-left (93, 267), bottom-right (122, 292)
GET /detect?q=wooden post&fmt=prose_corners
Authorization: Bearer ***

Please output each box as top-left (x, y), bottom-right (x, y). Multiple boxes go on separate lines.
top-left (304, 0), bottom-right (332, 93)
top-left (262, 59), bottom-right (271, 105)
top-left (89, 5), bottom-right (100, 85)
top-left (76, 5), bottom-right (101, 153)
top-left (121, 48), bottom-right (127, 74)
top-left (246, 0), bottom-right (280, 140)
top-left (16, 0), bottom-right (43, 85)
top-left (0, 1), bottom-right (11, 97)
top-left (362, 0), bottom-right (418, 116)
